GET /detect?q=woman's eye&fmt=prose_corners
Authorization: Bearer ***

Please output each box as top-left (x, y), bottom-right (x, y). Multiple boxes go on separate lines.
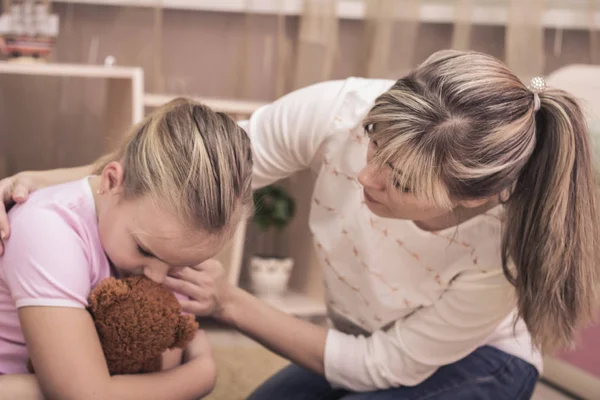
top-left (393, 178), bottom-right (411, 193)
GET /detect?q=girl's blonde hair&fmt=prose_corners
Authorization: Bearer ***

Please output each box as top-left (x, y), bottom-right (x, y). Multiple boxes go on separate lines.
top-left (365, 50), bottom-right (599, 352)
top-left (95, 97), bottom-right (253, 233)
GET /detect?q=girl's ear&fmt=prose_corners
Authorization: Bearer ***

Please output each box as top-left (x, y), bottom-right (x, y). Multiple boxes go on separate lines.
top-left (100, 161), bottom-right (125, 195)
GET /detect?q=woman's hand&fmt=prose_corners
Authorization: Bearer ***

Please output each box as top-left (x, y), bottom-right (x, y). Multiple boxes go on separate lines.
top-left (0, 172), bottom-right (38, 254)
top-left (163, 259), bottom-right (235, 320)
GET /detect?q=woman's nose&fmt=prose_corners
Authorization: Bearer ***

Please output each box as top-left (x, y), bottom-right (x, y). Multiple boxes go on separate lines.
top-left (358, 164), bottom-right (386, 191)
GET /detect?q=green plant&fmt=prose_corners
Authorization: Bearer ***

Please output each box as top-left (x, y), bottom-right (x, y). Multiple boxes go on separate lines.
top-left (252, 185), bottom-right (296, 258)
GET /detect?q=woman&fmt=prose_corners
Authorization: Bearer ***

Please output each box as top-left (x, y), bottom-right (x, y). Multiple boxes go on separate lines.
top-left (1, 50), bottom-right (598, 399)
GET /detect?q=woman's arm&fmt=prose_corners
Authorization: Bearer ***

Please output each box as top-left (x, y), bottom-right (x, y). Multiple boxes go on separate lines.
top-left (223, 287), bottom-right (328, 374)
top-left (164, 262), bottom-right (327, 375)
top-left (26, 165), bottom-right (95, 189)
top-left (238, 79), bottom-right (351, 190)
top-left (20, 306), bottom-right (215, 400)
top-left (166, 260), bottom-right (518, 392)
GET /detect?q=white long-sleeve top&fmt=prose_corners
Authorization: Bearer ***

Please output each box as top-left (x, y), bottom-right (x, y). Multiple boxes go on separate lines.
top-left (238, 77), bottom-right (542, 391)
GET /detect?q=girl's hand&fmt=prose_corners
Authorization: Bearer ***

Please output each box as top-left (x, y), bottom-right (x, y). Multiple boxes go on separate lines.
top-left (183, 330), bottom-right (217, 393)
top-left (183, 329), bottom-right (214, 364)
top-left (163, 259), bottom-right (234, 319)
top-left (0, 172), bottom-right (37, 255)
top-left (0, 374), bottom-right (45, 400)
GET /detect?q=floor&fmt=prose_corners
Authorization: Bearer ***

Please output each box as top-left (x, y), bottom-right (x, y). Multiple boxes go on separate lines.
top-left (532, 384), bottom-right (576, 400)
top-left (205, 328), bottom-right (578, 400)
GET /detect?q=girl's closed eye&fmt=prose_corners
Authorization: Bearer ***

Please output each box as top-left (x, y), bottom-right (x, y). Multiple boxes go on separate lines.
top-left (136, 243), bottom-right (154, 258)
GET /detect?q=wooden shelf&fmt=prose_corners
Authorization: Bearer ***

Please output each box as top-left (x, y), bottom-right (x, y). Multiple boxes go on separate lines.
top-left (260, 291), bottom-right (327, 318)
top-left (0, 60), bottom-right (143, 79)
top-left (542, 356), bottom-right (600, 400)
top-left (144, 93), bottom-right (266, 118)
top-left (52, 0), bottom-right (600, 30)
top-left (0, 61), bottom-right (144, 179)
top-left (0, 60), bottom-right (144, 128)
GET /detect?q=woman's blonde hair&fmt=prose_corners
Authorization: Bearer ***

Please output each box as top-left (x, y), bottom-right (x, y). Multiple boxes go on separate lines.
top-left (364, 50), bottom-right (599, 352)
top-left (95, 97), bottom-right (253, 233)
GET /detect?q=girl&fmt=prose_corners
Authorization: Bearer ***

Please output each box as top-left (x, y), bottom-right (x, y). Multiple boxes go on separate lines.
top-left (0, 98), bottom-right (253, 399)
top-left (1, 50), bottom-right (598, 399)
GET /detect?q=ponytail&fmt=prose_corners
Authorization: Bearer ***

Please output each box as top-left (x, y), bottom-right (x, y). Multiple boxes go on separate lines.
top-left (502, 88), bottom-right (600, 352)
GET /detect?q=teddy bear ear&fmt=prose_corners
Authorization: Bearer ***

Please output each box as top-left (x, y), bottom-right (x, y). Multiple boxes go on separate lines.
top-left (171, 315), bottom-right (199, 349)
top-left (88, 277), bottom-right (130, 312)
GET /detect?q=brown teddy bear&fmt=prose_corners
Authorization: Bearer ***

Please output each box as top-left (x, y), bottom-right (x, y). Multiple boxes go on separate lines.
top-left (88, 275), bottom-right (199, 374)
top-left (28, 275), bottom-right (198, 375)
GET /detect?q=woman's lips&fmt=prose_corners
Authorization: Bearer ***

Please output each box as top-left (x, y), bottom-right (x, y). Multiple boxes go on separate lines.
top-left (363, 190), bottom-right (381, 204)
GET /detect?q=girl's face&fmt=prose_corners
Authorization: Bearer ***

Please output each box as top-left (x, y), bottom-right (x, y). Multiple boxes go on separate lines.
top-left (358, 140), bottom-right (490, 226)
top-left (93, 163), bottom-right (225, 283)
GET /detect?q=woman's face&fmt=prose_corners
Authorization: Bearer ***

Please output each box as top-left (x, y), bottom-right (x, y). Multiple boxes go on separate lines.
top-left (357, 139), bottom-right (454, 223)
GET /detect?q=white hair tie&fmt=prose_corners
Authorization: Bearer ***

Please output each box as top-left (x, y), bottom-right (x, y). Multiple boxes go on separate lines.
top-left (528, 76), bottom-right (546, 112)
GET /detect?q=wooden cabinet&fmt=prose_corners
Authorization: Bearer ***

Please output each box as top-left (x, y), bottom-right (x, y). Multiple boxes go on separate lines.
top-left (0, 60), bottom-right (143, 178)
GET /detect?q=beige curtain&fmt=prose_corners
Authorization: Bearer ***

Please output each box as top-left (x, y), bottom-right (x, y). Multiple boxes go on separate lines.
top-left (589, 0), bottom-right (600, 64)
top-left (505, 0), bottom-right (545, 81)
top-left (293, 0), bottom-right (339, 90)
top-left (358, 0), bottom-right (420, 79)
top-left (275, 1), bottom-right (293, 97)
top-left (151, 2), bottom-right (164, 93)
top-left (451, 0), bottom-right (474, 50)
top-left (235, 0), bottom-right (255, 99)
top-left (235, 0), bottom-right (288, 99)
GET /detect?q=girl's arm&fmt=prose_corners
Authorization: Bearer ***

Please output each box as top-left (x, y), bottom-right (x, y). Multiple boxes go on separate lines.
top-left (161, 349), bottom-right (184, 371)
top-left (0, 374), bottom-right (45, 400)
top-left (20, 306), bottom-right (215, 400)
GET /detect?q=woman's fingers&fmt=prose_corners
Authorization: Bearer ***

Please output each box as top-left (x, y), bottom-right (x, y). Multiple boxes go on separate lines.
top-left (164, 275), bottom-right (203, 299)
top-left (0, 177), bottom-right (16, 254)
top-left (178, 299), bottom-right (213, 316)
top-left (11, 183), bottom-right (30, 203)
top-left (0, 175), bottom-right (35, 254)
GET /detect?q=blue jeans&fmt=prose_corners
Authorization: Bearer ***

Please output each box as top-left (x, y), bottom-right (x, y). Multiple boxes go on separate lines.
top-left (247, 346), bottom-right (538, 400)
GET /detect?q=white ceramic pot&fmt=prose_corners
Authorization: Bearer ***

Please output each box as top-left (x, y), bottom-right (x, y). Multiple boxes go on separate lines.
top-left (249, 256), bottom-right (294, 297)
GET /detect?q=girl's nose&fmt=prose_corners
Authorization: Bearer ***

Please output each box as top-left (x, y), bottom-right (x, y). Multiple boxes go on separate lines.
top-left (143, 264), bottom-right (169, 284)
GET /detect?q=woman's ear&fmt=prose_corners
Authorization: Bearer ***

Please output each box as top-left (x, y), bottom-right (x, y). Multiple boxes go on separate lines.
top-left (457, 197), bottom-right (491, 209)
top-left (100, 161), bottom-right (125, 195)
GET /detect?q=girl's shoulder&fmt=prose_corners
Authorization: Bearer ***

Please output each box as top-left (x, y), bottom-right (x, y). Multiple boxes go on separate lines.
top-left (8, 178), bottom-right (96, 229)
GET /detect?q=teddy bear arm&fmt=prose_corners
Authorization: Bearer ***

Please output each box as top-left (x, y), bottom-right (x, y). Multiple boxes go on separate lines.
top-left (138, 355), bottom-right (163, 374)
top-left (88, 277), bottom-right (130, 314)
top-left (171, 314), bottom-right (198, 349)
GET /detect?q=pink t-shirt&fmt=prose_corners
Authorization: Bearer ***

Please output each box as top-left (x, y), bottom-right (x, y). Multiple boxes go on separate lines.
top-left (2, 178), bottom-right (121, 373)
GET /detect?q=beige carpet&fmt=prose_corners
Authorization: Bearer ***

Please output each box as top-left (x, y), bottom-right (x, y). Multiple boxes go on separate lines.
top-left (206, 331), bottom-right (289, 400)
